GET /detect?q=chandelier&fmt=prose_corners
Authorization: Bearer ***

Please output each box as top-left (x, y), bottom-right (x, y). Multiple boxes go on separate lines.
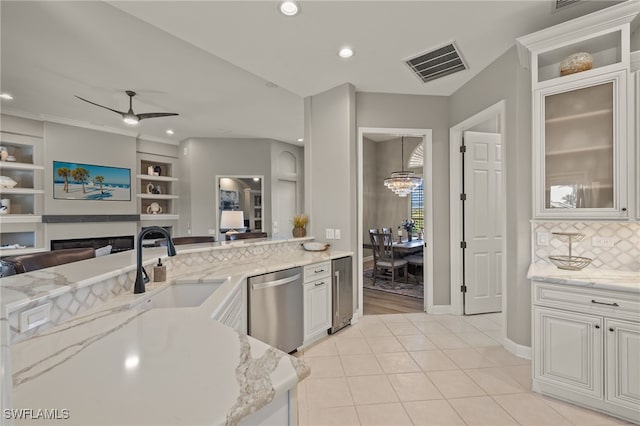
top-left (383, 136), bottom-right (422, 197)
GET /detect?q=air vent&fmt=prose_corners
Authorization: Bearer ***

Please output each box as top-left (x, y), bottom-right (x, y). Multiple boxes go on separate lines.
top-left (404, 42), bottom-right (467, 83)
top-left (555, 0), bottom-right (579, 10)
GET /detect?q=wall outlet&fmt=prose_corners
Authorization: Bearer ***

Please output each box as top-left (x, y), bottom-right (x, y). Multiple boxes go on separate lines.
top-left (536, 231), bottom-right (549, 246)
top-left (208, 229), bottom-right (216, 235)
top-left (334, 229), bottom-right (341, 239)
top-left (592, 236), bottom-right (616, 247)
top-left (326, 228), bottom-right (335, 239)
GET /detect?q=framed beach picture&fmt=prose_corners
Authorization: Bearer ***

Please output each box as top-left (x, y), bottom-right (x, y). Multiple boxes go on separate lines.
top-left (53, 161), bottom-right (131, 201)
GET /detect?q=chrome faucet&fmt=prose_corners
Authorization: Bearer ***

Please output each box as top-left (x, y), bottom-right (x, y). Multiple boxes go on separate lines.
top-left (134, 226), bottom-right (176, 294)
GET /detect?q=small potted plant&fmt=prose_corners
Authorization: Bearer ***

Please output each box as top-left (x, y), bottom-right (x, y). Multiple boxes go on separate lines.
top-left (292, 214), bottom-right (308, 238)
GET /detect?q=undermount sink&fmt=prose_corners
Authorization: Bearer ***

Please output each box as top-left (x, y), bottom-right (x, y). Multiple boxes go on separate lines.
top-left (136, 281), bottom-right (224, 309)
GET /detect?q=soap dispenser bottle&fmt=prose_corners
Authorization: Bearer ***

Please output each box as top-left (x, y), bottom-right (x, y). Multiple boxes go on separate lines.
top-left (153, 258), bottom-right (166, 282)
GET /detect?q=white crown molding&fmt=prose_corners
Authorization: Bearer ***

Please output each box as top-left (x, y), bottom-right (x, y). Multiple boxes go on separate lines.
top-left (1, 108), bottom-right (179, 146)
top-left (516, 1), bottom-right (640, 69)
top-left (631, 51), bottom-right (640, 72)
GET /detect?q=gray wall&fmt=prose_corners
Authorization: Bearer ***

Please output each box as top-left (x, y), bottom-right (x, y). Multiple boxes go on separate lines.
top-left (178, 137), bottom-right (304, 238)
top-left (356, 92), bottom-right (451, 305)
top-left (179, 138), bottom-right (272, 237)
top-left (0, 114), bottom-right (43, 137)
top-left (304, 83), bottom-right (357, 253)
top-left (632, 25), bottom-right (640, 51)
top-left (43, 122), bottom-right (137, 215)
top-left (448, 46), bottom-right (533, 347)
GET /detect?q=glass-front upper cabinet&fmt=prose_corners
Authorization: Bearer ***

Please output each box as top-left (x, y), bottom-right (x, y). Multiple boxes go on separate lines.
top-left (517, 2), bottom-right (639, 219)
top-left (535, 71), bottom-right (628, 218)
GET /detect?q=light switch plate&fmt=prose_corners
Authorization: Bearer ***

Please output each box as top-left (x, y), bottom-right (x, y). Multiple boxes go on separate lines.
top-left (335, 229), bottom-right (341, 239)
top-left (326, 228), bottom-right (335, 239)
top-left (20, 302), bottom-right (52, 333)
top-left (536, 231), bottom-right (549, 246)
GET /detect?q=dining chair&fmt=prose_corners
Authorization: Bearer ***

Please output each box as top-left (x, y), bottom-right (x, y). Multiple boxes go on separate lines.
top-left (369, 228), bottom-right (379, 234)
top-left (381, 227), bottom-right (392, 234)
top-left (369, 232), bottom-right (408, 287)
top-left (404, 254), bottom-right (423, 284)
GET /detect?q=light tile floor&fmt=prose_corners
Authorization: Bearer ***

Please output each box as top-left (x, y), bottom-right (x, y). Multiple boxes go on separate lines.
top-left (296, 313), bottom-right (631, 426)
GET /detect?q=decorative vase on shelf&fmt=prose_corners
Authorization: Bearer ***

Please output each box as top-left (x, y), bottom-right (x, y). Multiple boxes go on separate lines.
top-left (292, 227), bottom-right (306, 238)
top-left (147, 165), bottom-right (155, 176)
top-left (154, 165), bottom-right (162, 176)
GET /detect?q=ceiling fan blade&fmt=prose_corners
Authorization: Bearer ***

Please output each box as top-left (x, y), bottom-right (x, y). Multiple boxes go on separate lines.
top-left (75, 95), bottom-right (126, 116)
top-left (136, 112), bottom-right (179, 121)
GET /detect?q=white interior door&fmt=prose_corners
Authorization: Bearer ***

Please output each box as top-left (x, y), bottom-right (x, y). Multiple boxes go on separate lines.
top-left (275, 179), bottom-right (297, 238)
top-left (463, 131), bottom-right (502, 314)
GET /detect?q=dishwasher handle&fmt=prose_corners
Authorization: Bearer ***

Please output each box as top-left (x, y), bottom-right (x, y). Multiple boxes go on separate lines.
top-left (251, 274), bottom-right (301, 290)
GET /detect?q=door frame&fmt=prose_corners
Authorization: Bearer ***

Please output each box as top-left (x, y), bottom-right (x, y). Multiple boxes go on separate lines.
top-left (357, 127), bottom-right (433, 317)
top-left (449, 100), bottom-right (506, 320)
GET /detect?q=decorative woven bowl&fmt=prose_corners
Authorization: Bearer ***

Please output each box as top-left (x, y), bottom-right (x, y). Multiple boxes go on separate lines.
top-left (548, 255), bottom-right (592, 271)
top-left (302, 242), bottom-right (330, 252)
top-left (560, 52), bottom-right (593, 76)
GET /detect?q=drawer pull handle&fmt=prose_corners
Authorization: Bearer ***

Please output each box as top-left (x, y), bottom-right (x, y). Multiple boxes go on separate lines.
top-left (591, 299), bottom-right (619, 307)
top-left (314, 269), bottom-right (325, 273)
top-left (315, 281), bottom-right (325, 287)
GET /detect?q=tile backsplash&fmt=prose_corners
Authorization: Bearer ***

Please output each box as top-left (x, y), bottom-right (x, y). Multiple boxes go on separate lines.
top-left (532, 221), bottom-right (640, 271)
top-left (7, 239), bottom-right (305, 343)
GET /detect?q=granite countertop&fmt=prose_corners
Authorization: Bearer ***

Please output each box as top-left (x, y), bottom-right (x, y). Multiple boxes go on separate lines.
top-left (3, 239), bottom-right (353, 425)
top-left (527, 263), bottom-right (640, 293)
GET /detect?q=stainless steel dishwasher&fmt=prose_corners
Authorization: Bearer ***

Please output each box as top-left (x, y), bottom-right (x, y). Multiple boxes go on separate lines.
top-left (247, 267), bottom-right (303, 353)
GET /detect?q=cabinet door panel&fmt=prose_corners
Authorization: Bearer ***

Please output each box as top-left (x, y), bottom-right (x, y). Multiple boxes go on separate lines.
top-left (534, 307), bottom-right (603, 398)
top-left (605, 319), bottom-right (640, 413)
top-left (304, 280), bottom-right (331, 340)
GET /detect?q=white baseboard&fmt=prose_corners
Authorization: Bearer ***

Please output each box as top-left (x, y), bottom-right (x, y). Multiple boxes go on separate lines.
top-left (503, 336), bottom-right (532, 360)
top-left (429, 305), bottom-right (452, 315)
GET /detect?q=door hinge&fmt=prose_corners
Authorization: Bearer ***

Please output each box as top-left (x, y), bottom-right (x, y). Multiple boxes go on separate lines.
top-left (460, 285), bottom-right (467, 293)
top-left (460, 193), bottom-right (467, 201)
top-left (460, 241), bottom-right (467, 249)
top-left (459, 145), bottom-right (466, 153)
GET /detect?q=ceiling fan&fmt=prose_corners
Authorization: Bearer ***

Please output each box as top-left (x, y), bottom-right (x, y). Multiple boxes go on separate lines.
top-left (75, 90), bottom-right (178, 125)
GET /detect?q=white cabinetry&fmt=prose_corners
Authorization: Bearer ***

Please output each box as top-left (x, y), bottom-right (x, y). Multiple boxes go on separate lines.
top-left (0, 132), bottom-right (46, 255)
top-left (517, 2), bottom-right (639, 219)
top-left (532, 280), bottom-right (640, 423)
top-left (303, 261), bottom-right (332, 345)
top-left (212, 283), bottom-right (247, 334)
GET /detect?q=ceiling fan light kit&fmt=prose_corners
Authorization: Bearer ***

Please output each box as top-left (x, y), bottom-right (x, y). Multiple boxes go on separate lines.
top-left (75, 90), bottom-right (178, 126)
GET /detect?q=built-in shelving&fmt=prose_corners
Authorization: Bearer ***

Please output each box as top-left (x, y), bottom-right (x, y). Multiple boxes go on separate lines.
top-left (136, 153), bottom-right (179, 226)
top-left (0, 188), bottom-right (45, 195)
top-left (545, 145), bottom-right (613, 157)
top-left (135, 174), bottom-right (179, 182)
top-left (1, 132), bottom-right (45, 254)
top-left (0, 162), bottom-right (44, 171)
top-left (0, 215), bottom-right (42, 224)
top-left (545, 109), bottom-right (613, 124)
top-left (136, 194), bottom-right (179, 200)
top-left (140, 214), bottom-right (180, 221)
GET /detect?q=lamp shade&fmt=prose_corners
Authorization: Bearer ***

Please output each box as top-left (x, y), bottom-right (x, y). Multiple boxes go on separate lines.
top-left (220, 210), bottom-right (245, 231)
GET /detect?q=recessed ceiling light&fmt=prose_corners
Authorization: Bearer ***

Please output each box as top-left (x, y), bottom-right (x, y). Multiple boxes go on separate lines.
top-left (166, 129), bottom-right (175, 135)
top-left (297, 138), bottom-right (303, 142)
top-left (279, 1), bottom-right (300, 16)
top-left (338, 47), bottom-right (354, 59)
top-left (0, 93), bottom-right (14, 100)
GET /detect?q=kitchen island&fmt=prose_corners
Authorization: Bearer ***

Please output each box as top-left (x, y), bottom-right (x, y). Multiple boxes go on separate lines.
top-left (1, 237), bottom-right (352, 425)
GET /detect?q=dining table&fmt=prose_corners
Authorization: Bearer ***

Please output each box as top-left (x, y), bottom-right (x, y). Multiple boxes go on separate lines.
top-left (363, 238), bottom-right (424, 255)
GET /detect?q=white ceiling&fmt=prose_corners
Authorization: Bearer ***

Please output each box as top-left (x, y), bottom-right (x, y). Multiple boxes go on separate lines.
top-left (0, 1), bottom-right (621, 145)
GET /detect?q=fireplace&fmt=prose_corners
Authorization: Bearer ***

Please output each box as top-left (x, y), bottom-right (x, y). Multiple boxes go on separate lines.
top-left (51, 235), bottom-right (134, 254)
